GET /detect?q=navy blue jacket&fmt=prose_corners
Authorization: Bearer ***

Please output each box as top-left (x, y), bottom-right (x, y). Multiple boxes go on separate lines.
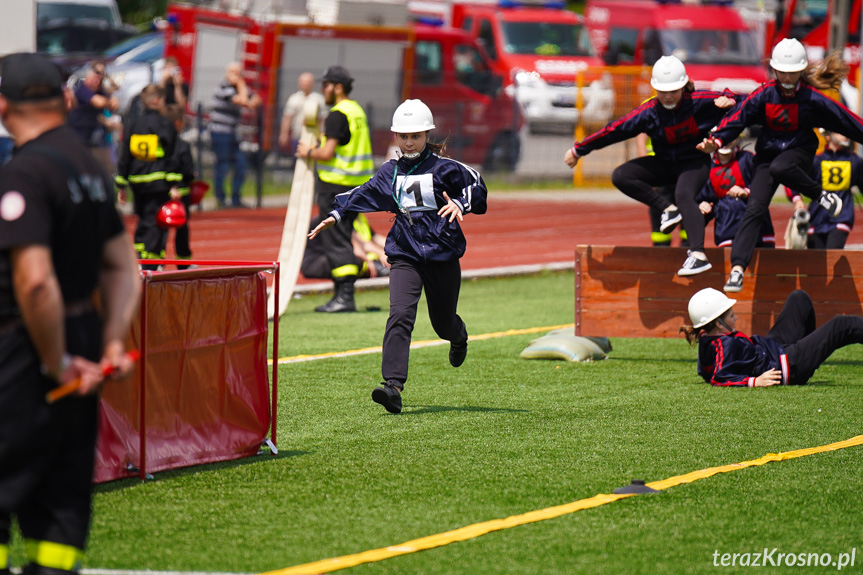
top-left (329, 147), bottom-right (487, 263)
top-left (572, 90), bottom-right (734, 163)
top-left (697, 331), bottom-right (788, 387)
top-left (796, 148), bottom-right (863, 233)
top-left (697, 150), bottom-right (774, 246)
top-left (712, 80), bottom-right (863, 156)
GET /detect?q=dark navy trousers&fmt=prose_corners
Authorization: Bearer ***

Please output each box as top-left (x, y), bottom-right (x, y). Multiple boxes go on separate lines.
top-left (381, 258), bottom-right (467, 388)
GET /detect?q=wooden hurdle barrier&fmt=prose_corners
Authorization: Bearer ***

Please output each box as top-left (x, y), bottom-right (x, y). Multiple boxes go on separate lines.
top-left (575, 246), bottom-right (863, 338)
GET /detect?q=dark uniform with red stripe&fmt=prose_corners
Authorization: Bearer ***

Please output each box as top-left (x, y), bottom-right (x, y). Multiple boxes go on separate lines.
top-left (711, 80), bottom-right (863, 269)
top-left (697, 149), bottom-right (774, 247)
top-left (570, 90), bottom-right (734, 254)
top-left (697, 291), bottom-right (863, 386)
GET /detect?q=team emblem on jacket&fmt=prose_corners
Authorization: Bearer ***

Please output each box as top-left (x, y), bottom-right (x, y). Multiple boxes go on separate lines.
top-left (765, 103), bottom-right (799, 132)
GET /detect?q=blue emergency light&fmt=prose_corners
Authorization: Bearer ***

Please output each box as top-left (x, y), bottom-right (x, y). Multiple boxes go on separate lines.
top-left (498, 0), bottom-right (566, 9)
top-left (413, 15), bottom-right (445, 26)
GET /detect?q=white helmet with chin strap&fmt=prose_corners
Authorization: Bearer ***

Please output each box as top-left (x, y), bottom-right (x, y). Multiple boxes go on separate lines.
top-left (391, 99), bottom-right (436, 133)
top-left (650, 55), bottom-right (689, 92)
top-left (770, 38), bottom-right (808, 73)
top-left (688, 288), bottom-right (737, 329)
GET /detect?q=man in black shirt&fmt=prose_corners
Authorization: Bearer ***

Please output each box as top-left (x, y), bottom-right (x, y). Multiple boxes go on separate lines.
top-left (0, 53), bottom-right (139, 575)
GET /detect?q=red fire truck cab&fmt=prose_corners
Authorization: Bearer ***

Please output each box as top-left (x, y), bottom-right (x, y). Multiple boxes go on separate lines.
top-left (585, 0), bottom-right (768, 95)
top-left (164, 1), bottom-right (522, 170)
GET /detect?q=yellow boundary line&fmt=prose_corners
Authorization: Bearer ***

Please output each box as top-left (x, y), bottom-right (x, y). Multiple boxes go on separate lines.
top-left (261, 435), bottom-right (863, 575)
top-left (269, 324), bottom-right (575, 365)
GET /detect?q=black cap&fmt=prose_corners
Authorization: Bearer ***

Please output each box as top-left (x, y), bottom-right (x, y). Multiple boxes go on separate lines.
top-left (0, 53), bottom-right (64, 102)
top-left (320, 65), bottom-right (353, 86)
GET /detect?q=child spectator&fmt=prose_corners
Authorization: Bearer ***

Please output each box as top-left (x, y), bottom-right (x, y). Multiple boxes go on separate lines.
top-left (697, 138), bottom-right (774, 248)
top-left (786, 130), bottom-right (863, 249)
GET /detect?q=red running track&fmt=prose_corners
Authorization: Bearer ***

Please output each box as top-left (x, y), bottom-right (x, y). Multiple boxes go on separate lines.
top-left (126, 192), bottom-right (863, 283)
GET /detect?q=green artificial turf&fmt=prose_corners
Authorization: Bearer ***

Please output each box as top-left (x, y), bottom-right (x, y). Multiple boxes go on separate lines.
top-left (8, 271), bottom-right (862, 574)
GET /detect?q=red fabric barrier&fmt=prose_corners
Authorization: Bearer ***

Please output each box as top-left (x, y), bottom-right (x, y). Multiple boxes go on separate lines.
top-left (94, 267), bottom-right (273, 483)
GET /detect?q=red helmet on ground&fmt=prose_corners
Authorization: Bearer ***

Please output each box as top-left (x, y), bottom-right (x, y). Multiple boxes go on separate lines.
top-left (157, 200), bottom-right (187, 229)
top-left (189, 180), bottom-right (210, 205)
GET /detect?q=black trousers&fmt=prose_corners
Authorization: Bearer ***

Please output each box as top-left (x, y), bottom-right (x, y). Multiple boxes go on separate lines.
top-left (174, 194), bottom-right (193, 260)
top-left (381, 258), bottom-right (468, 388)
top-left (316, 178), bottom-right (358, 277)
top-left (132, 190), bottom-right (170, 268)
top-left (0, 313), bottom-right (102, 552)
top-left (731, 147), bottom-right (822, 270)
top-left (768, 290), bottom-right (863, 385)
top-left (611, 155), bottom-right (710, 252)
top-left (809, 228), bottom-right (849, 249)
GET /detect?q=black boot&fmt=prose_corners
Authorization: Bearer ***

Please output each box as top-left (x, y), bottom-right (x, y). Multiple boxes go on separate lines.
top-left (315, 277), bottom-right (357, 313)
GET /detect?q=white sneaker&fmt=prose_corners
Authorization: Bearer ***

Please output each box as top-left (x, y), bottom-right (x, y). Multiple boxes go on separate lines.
top-left (678, 251), bottom-right (712, 276)
top-left (660, 207), bottom-right (683, 233)
top-left (819, 192), bottom-right (843, 218)
top-left (724, 269), bottom-right (744, 293)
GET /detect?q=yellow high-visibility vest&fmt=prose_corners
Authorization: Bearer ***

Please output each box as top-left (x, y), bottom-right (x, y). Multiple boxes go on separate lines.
top-left (318, 99), bottom-right (374, 186)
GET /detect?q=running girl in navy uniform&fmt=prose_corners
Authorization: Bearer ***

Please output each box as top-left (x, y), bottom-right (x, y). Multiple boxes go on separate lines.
top-left (682, 288), bottom-right (863, 387)
top-left (696, 138), bottom-right (775, 248)
top-left (699, 39), bottom-right (863, 292)
top-left (564, 55), bottom-right (736, 276)
top-left (786, 130), bottom-right (863, 249)
top-left (308, 99), bottom-right (487, 414)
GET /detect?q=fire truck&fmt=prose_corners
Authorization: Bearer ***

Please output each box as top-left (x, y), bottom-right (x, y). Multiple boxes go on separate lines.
top-left (409, 0), bottom-right (614, 134)
top-left (584, 0), bottom-right (769, 95)
top-left (163, 1), bottom-right (522, 170)
top-left (771, 0), bottom-right (861, 113)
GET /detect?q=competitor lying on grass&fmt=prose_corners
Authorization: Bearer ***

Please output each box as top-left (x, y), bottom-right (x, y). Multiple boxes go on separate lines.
top-left (680, 288), bottom-right (863, 387)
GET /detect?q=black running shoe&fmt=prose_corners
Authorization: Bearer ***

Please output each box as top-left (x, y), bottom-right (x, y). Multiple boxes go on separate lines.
top-left (449, 341), bottom-right (468, 367)
top-left (372, 383), bottom-right (402, 414)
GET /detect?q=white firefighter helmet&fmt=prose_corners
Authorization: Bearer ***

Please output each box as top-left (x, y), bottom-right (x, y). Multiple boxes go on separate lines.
top-left (391, 99), bottom-right (436, 133)
top-left (650, 55), bottom-right (689, 92)
top-left (770, 38), bottom-right (808, 73)
top-left (688, 287), bottom-right (737, 329)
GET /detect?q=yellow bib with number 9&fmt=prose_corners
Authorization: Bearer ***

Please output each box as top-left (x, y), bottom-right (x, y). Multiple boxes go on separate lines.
top-left (130, 134), bottom-right (160, 161)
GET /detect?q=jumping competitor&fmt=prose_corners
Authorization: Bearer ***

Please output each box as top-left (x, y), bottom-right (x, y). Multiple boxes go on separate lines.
top-left (698, 38), bottom-right (863, 292)
top-left (564, 55), bottom-right (736, 276)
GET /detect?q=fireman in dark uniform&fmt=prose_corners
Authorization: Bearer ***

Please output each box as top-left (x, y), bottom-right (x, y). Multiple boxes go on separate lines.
top-left (0, 52), bottom-right (139, 575)
top-left (115, 84), bottom-right (180, 270)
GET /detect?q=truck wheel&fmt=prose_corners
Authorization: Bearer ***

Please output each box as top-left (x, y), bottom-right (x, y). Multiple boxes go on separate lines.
top-left (484, 132), bottom-right (520, 172)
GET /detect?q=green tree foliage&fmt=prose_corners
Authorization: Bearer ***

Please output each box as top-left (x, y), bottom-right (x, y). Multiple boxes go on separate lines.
top-left (117, 0), bottom-right (169, 27)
